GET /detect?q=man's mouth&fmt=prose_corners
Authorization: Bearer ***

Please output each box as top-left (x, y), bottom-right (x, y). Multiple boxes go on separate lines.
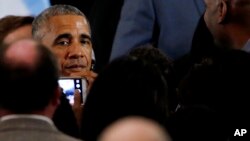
top-left (64, 64), bottom-right (85, 71)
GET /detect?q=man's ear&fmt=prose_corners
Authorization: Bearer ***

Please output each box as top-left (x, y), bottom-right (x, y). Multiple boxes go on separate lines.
top-left (218, 0), bottom-right (228, 23)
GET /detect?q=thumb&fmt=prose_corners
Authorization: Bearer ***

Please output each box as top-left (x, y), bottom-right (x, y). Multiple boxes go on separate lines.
top-left (73, 89), bottom-right (81, 108)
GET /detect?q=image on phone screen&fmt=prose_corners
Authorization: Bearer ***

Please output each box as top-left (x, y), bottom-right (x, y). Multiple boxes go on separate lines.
top-left (58, 78), bottom-right (85, 105)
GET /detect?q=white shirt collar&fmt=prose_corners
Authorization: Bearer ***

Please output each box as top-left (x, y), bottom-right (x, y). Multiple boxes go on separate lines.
top-left (241, 39), bottom-right (250, 53)
top-left (0, 114), bottom-right (54, 125)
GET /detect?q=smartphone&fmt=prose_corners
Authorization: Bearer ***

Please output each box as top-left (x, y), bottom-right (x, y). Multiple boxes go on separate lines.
top-left (58, 77), bottom-right (87, 105)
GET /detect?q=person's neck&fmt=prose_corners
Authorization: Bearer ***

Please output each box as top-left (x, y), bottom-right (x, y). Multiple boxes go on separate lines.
top-left (0, 106), bottom-right (54, 119)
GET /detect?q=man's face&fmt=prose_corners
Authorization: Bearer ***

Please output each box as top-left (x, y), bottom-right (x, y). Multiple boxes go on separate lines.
top-left (204, 0), bottom-right (219, 36)
top-left (41, 15), bottom-right (92, 76)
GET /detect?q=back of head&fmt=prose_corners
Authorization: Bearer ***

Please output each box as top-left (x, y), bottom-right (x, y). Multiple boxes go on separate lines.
top-left (0, 15), bottom-right (34, 43)
top-left (0, 39), bottom-right (59, 113)
top-left (98, 116), bottom-right (172, 141)
top-left (129, 44), bottom-right (178, 112)
top-left (128, 45), bottom-right (175, 88)
top-left (179, 49), bottom-right (250, 130)
top-left (81, 56), bottom-right (169, 141)
top-left (32, 4), bottom-right (87, 41)
top-left (128, 44), bottom-right (173, 72)
top-left (169, 49), bottom-right (250, 141)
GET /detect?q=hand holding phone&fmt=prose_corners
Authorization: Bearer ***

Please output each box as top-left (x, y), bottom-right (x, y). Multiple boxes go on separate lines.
top-left (58, 77), bottom-right (87, 105)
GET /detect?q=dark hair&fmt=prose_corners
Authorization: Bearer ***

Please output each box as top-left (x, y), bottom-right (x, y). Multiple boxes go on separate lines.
top-left (0, 15), bottom-right (34, 43)
top-left (129, 44), bottom-right (178, 112)
top-left (81, 56), bottom-right (169, 141)
top-left (173, 49), bottom-right (250, 141)
top-left (0, 40), bottom-right (59, 113)
top-left (179, 49), bottom-right (250, 120)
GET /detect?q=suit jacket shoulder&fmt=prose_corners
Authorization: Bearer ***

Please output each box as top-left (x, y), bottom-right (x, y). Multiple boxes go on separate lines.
top-left (0, 118), bottom-right (82, 141)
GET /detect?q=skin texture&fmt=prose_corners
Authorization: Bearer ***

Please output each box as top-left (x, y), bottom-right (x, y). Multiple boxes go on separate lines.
top-left (1, 39), bottom-right (60, 118)
top-left (204, 0), bottom-right (250, 49)
top-left (3, 25), bottom-right (32, 44)
top-left (41, 15), bottom-right (92, 76)
top-left (204, 0), bottom-right (218, 36)
top-left (38, 14), bottom-right (96, 126)
top-left (204, 0), bottom-right (227, 47)
top-left (5, 39), bottom-right (38, 67)
top-left (98, 117), bottom-right (172, 141)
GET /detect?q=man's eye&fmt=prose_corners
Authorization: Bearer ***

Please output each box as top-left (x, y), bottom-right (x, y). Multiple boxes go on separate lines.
top-left (81, 39), bottom-right (91, 46)
top-left (57, 41), bottom-right (69, 46)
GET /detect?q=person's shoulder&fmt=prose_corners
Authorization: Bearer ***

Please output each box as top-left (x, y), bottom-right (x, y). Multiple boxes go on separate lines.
top-left (55, 131), bottom-right (83, 141)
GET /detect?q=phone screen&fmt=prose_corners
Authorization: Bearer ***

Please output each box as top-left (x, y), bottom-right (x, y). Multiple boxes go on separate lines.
top-left (58, 77), bottom-right (87, 105)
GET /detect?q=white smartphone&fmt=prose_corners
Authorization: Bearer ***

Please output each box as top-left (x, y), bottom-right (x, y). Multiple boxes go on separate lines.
top-left (58, 77), bottom-right (87, 105)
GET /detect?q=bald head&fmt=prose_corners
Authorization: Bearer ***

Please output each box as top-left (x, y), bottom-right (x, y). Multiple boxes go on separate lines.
top-left (4, 39), bottom-right (38, 69)
top-left (0, 38), bottom-right (59, 113)
top-left (98, 117), bottom-right (172, 141)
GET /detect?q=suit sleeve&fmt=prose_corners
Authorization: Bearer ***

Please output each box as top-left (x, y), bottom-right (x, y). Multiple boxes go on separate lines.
top-left (110, 0), bottom-right (155, 61)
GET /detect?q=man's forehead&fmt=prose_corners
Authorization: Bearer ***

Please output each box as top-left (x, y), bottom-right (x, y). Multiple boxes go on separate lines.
top-left (48, 15), bottom-right (91, 37)
top-left (48, 15), bottom-right (89, 28)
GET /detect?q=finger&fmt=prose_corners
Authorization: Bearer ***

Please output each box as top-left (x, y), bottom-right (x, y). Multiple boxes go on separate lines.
top-left (86, 77), bottom-right (95, 90)
top-left (89, 71), bottom-right (98, 78)
top-left (69, 70), bottom-right (97, 78)
top-left (73, 89), bottom-right (81, 108)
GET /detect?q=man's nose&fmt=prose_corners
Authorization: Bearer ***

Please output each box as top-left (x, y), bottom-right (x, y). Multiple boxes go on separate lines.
top-left (67, 43), bottom-right (84, 59)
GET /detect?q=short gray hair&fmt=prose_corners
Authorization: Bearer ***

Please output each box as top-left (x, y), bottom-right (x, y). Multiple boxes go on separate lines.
top-left (32, 5), bottom-right (90, 41)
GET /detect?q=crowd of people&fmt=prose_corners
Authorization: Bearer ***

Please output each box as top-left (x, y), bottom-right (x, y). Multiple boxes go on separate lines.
top-left (0, 0), bottom-right (249, 141)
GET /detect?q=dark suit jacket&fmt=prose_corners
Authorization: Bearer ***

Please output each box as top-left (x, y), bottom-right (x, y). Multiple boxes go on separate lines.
top-left (53, 94), bottom-right (80, 138)
top-left (90, 0), bottom-right (124, 72)
top-left (173, 14), bottom-right (222, 86)
top-left (0, 117), bottom-right (82, 141)
top-left (111, 0), bottom-right (205, 61)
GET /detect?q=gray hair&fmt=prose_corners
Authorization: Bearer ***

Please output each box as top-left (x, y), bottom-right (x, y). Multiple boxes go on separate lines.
top-left (32, 5), bottom-right (90, 41)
